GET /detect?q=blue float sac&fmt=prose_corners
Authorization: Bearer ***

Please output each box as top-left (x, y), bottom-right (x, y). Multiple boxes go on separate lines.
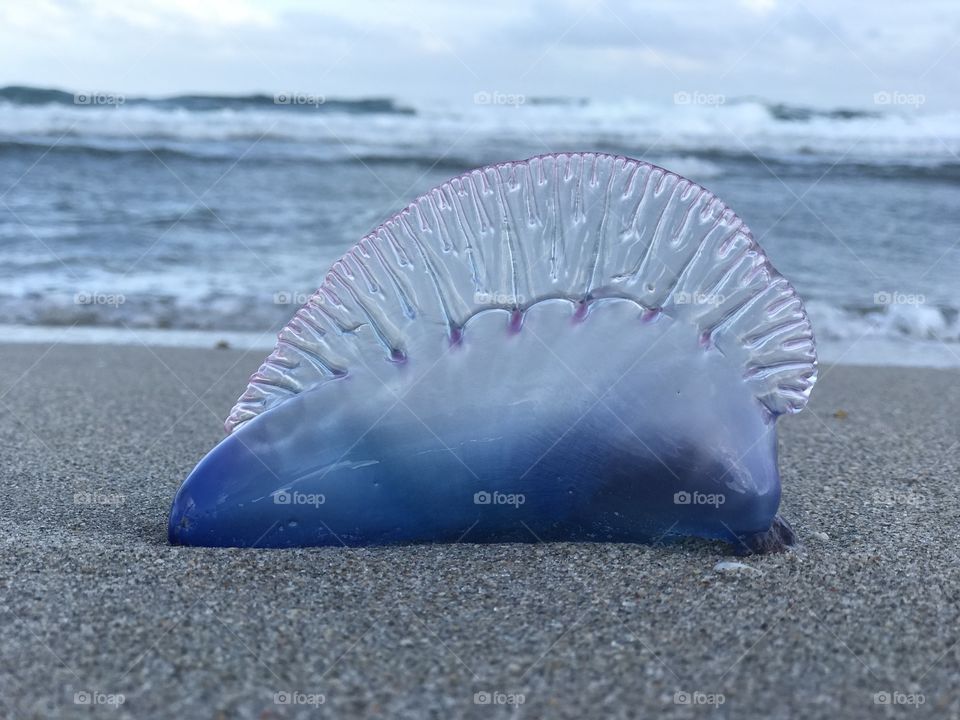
top-left (169, 153), bottom-right (816, 554)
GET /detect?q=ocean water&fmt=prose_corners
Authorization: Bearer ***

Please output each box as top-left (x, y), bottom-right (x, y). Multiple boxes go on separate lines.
top-left (1, 86), bottom-right (959, 367)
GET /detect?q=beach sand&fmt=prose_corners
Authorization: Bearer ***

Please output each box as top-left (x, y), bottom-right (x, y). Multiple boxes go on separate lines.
top-left (1, 341), bottom-right (957, 719)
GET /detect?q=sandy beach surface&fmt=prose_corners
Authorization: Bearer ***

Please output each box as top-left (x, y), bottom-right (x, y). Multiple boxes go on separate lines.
top-left (1, 341), bottom-right (957, 719)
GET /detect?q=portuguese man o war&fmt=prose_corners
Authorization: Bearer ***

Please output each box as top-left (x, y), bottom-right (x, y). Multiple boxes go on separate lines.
top-left (168, 153), bottom-right (817, 554)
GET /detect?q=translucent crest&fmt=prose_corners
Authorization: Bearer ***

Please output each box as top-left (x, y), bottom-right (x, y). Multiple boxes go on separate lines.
top-left (226, 153), bottom-right (816, 433)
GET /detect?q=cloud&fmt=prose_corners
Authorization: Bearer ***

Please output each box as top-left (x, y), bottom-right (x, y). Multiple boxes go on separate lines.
top-left (739, 0), bottom-right (777, 14)
top-left (0, 0), bottom-right (957, 108)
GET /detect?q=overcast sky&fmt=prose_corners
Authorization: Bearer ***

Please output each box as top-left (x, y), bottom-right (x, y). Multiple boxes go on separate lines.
top-left (1, 0), bottom-right (957, 109)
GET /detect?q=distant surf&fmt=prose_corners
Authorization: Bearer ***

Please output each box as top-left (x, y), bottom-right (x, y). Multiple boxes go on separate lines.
top-left (2, 86), bottom-right (958, 368)
top-left (1, 85), bottom-right (958, 170)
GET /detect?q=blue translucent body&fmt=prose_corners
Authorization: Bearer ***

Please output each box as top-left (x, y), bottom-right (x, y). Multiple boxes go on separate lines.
top-left (169, 300), bottom-right (783, 550)
top-left (169, 154), bottom-right (816, 552)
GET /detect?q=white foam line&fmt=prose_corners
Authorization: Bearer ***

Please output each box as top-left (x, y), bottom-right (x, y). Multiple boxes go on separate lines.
top-left (0, 324), bottom-right (277, 351)
top-left (817, 337), bottom-right (960, 369)
top-left (1, 324), bottom-right (957, 369)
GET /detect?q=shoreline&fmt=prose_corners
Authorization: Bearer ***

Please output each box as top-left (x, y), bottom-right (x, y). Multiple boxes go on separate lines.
top-left (2, 323), bottom-right (960, 370)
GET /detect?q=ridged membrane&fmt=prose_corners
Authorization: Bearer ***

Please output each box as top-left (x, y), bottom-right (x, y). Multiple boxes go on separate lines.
top-left (227, 153), bottom-right (816, 434)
